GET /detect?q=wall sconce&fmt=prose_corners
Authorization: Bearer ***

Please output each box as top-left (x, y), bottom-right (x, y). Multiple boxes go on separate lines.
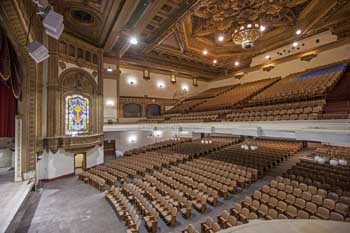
top-left (234, 72), bottom-right (245, 79)
top-left (143, 69), bottom-right (150, 80)
top-left (170, 74), bottom-right (176, 84)
top-left (262, 65), bottom-right (275, 72)
top-left (181, 84), bottom-right (189, 92)
top-left (157, 81), bottom-right (165, 88)
top-left (128, 135), bottom-right (137, 143)
top-left (300, 53), bottom-right (318, 62)
top-left (105, 100), bottom-right (115, 107)
top-left (193, 78), bottom-right (198, 87)
top-left (128, 77), bottom-right (136, 85)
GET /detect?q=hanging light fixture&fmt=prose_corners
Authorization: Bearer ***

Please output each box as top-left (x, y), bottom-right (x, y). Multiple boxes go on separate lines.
top-left (193, 78), bottom-right (198, 87)
top-left (170, 74), bottom-right (176, 84)
top-left (143, 69), bottom-right (150, 80)
top-left (232, 23), bottom-right (265, 49)
top-left (240, 138), bottom-right (258, 150)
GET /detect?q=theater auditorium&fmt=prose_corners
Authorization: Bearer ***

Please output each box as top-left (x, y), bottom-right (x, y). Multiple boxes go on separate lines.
top-left (0, 0), bottom-right (349, 233)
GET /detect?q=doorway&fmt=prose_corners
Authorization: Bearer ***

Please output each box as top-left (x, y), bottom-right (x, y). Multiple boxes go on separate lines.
top-left (74, 153), bottom-right (86, 175)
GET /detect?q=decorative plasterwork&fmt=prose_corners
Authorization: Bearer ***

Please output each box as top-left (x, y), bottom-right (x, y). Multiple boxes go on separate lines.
top-left (43, 134), bottom-right (104, 153)
top-left (58, 60), bottom-right (98, 84)
top-left (300, 53), bottom-right (318, 62)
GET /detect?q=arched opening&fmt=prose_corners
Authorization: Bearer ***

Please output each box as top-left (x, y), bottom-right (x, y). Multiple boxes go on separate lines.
top-left (123, 103), bottom-right (142, 118)
top-left (146, 104), bottom-right (161, 116)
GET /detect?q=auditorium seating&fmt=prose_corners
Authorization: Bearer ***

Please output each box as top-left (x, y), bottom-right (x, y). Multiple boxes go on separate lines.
top-left (226, 99), bottom-right (325, 121)
top-left (182, 173), bottom-right (349, 233)
top-left (132, 179), bottom-right (178, 226)
top-left (311, 145), bottom-right (350, 160)
top-left (124, 138), bottom-right (191, 156)
top-left (205, 139), bottom-right (303, 176)
top-left (105, 186), bottom-right (142, 233)
top-left (249, 63), bottom-right (347, 105)
top-left (159, 137), bottom-right (240, 158)
top-left (167, 85), bottom-right (237, 114)
top-left (140, 62), bottom-right (349, 124)
top-left (79, 171), bottom-right (106, 191)
top-left (122, 183), bottom-right (159, 233)
top-left (285, 159), bottom-right (350, 193)
top-left (193, 78), bottom-right (277, 111)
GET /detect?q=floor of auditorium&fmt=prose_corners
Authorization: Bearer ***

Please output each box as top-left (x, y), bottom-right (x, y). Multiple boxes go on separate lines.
top-left (7, 153), bottom-right (303, 233)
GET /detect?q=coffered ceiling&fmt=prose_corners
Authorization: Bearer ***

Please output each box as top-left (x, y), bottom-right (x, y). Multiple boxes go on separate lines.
top-left (54, 0), bottom-right (350, 80)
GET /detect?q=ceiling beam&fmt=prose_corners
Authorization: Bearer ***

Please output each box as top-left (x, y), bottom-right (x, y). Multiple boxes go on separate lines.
top-left (119, 0), bottom-right (169, 57)
top-left (103, 0), bottom-right (140, 51)
top-left (120, 55), bottom-right (221, 80)
top-left (143, 0), bottom-right (200, 54)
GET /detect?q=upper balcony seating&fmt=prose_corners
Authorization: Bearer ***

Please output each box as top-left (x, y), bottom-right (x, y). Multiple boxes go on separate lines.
top-left (167, 85), bottom-right (236, 114)
top-left (226, 99), bottom-right (325, 121)
top-left (249, 63), bottom-right (347, 105)
top-left (193, 78), bottom-right (277, 112)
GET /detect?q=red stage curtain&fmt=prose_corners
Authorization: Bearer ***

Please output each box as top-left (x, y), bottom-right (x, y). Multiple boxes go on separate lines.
top-left (0, 29), bottom-right (20, 137)
top-left (0, 81), bottom-right (16, 137)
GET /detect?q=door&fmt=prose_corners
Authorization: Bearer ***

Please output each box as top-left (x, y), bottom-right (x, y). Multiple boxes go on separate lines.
top-left (74, 153), bottom-right (86, 174)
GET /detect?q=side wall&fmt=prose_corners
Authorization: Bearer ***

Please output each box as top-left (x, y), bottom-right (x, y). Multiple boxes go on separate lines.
top-left (38, 145), bottom-right (104, 181)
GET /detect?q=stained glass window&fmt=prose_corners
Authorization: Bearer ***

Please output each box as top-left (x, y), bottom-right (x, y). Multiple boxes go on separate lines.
top-left (65, 95), bottom-right (89, 136)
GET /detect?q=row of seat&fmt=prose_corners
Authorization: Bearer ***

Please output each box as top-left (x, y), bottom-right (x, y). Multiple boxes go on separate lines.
top-left (122, 183), bottom-right (159, 233)
top-left (206, 141), bottom-right (301, 176)
top-left (285, 159), bottom-right (350, 192)
top-left (124, 138), bottom-right (191, 156)
top-left (143, 174), bottom-right (192, 219)
top-left (159, 138), bottom-right (238, 158)
top-left (193, 78), bottom-right (277, 111)
top-left (250, 68), bottom-right (344, 105)
top-left (78, 171), bottom-right (106, 191)
top-left (225, 100), bottom-right (325, 121)
top-left (105, 187), bottom-right (142, 233)
top-left (133, 179), bottom-right (178, 226)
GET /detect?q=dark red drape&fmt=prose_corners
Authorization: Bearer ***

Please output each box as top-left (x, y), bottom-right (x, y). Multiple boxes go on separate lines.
top-left (0, 28), bottom-right (20, 137)
top-left (0, 81), bottom-right (16, 137)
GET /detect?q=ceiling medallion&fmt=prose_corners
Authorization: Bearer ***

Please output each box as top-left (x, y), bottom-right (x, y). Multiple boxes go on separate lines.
top-left (232, 23), bottom-right (262, 49)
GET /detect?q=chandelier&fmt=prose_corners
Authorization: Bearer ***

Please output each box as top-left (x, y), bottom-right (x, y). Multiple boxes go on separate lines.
top-left (240, 138), bottom-right (258, 150)
top-left (232, 23), bottom-right (264, 49)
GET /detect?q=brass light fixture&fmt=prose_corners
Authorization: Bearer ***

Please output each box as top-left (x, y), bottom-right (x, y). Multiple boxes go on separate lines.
top-left (143, 69), bottom-right (150, 80)
top-left (170, 74), bottom-right (176, 84)
top-left (232, 23), bottom-right (265, 49)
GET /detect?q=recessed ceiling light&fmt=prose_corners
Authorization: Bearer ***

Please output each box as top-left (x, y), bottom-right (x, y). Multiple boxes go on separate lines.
top-left (292, 42), bottom-right (298, 47)
top-left (296, 29), bottom-right (302, 35)
top-left (218, 35), bottom-right (224, 42)
top-left (203, 49), bottom-right (208, 55)
top-left (260, 25), bottom-right (266, 32)
top-left (265, 55), bottom-right (271, 59)
top-left (234, 61), bottom-right (239, 66)
top-left (213, 59), bottom-right (217, 64)
top-left (107, 68), bottom-right (113, 72)
top-left (129, 37), bottom-right (138, 45)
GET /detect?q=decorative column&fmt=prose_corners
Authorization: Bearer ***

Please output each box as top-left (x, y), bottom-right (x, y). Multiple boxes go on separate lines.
top-left (116, 52), bottom-right (121, 123)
